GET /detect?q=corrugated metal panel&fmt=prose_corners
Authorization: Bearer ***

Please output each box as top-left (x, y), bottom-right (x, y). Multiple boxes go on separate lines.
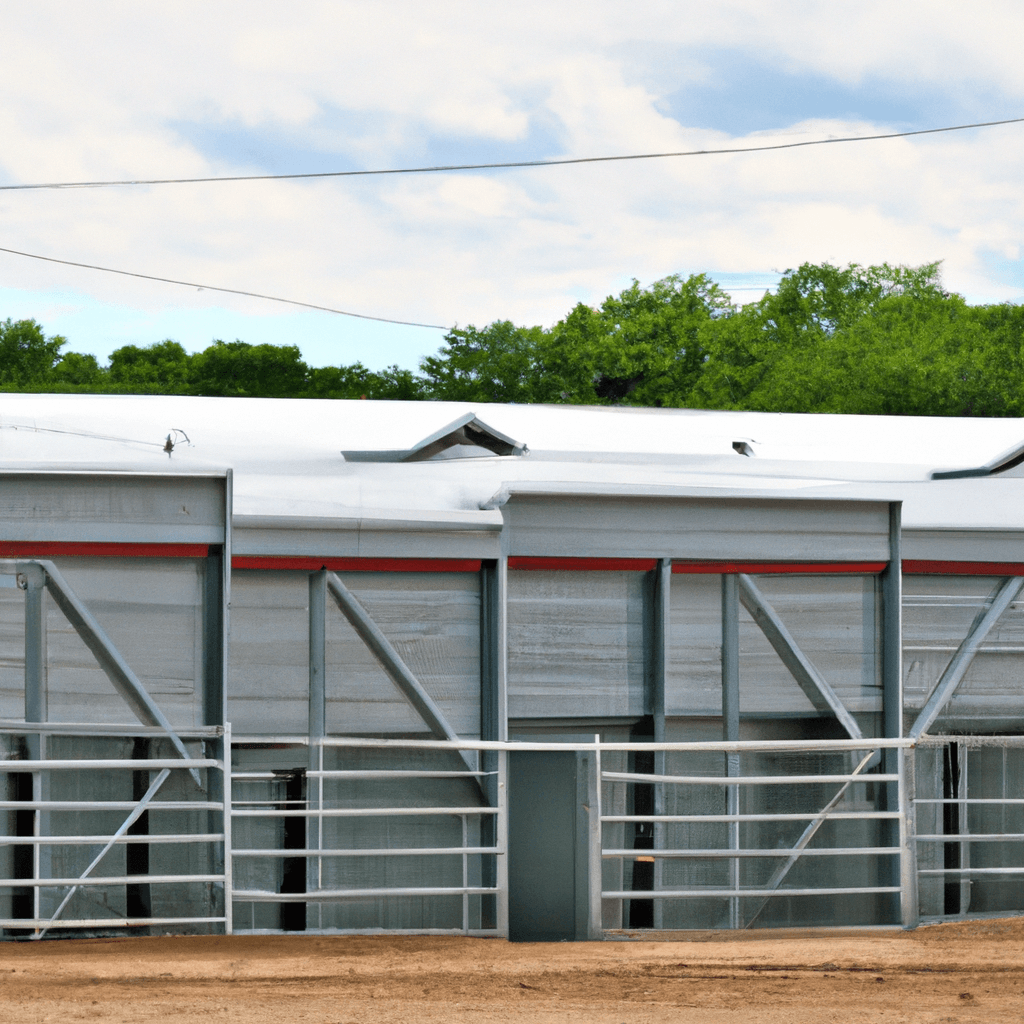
top-left (903, 575), bottom-right (1024, 726)
top-left (667, 574), bottom-right (882, 718)
top-left (326, 573), bottom-right (481, 736)
top-left (498, 495), bottom-right (892, 561)
top-left (904, 529), bottom-right (1024, 564)
top-left (0, 558), bottom-right (205, 727)
top-left (228, 571), bottom-right (481, 737)
top-left (0, 473), bottom-right (225, 545)
top-left (507, 571), bottom-right (645, 720)
top-left (228, 572), bottom-right (309, 735)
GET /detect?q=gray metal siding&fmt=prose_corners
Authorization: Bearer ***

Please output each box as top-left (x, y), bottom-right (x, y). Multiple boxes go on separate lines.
top-left (507, 571), bottom-right (646, 720)
top-left (903, 575), bottom-right (1024, 727)
top-left (0, 558), bottom-right (205, 727)
top-left (501, 496), bottom-right (892, 561)
top-left (229, 571), bottom-right (481, 737)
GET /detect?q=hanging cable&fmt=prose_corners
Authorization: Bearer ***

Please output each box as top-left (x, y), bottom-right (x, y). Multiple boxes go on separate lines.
top-left (0, 116), bottom-right (1021, 192)
top-left (0, 245), bottom-right (447, 329)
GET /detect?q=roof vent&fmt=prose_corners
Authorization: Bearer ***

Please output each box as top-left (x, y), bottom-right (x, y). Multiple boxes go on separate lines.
top-left (342, 412), bottom-right (527, 463)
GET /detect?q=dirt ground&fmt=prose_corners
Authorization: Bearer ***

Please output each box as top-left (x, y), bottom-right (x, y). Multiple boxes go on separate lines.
top-left (0, 918), bottom-right (1021, 1024)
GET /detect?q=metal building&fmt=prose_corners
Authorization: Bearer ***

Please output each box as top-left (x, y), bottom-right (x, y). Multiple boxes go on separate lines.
top-left (2, 394), bottom-right (1024, 939)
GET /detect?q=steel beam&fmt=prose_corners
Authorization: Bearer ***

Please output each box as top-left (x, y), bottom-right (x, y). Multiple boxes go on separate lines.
top-left (722, 575), bottom-right (741, 928)
top-left (649, 559), bottom-right (670, 928)
top-left (738, 573), bottom-right (863, 740)
top-left (910, 575), bottom-right (1024, 739)
top-left (31, 560), bottom-right (200, 785)
top-left (324, 571), bottom-right (476, 774)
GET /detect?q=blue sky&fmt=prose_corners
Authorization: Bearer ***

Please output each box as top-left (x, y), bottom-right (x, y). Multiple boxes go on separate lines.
top-left (2, 1), bottom-right (1022, 371)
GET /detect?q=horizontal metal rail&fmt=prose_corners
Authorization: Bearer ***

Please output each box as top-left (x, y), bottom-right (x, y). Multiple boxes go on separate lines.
top-left (0, 834), bottom-right (223, 846)
top-left (605, 887), bottom-right (902, 899)
top-left (603, 771), bottom-right (898, 786)
top-left (0, 758), bottom-right (218, 771)
top-left (603, 847), bottom-right (898, 859)
top-left (0, 916), bottom-right (227, 930)
top-left (0, 720), bottom-right (223, 739)
top-left (307, 770), bottom-right (497, 779)
top-left (233, 846), bottom-right (503, 858)
top-left (0, 874), bottom-right (223, 888)
top-left (914, 798), bottom-right (1024, 805)
top-left (604, 812), bottom-right (899, 823)
top-left (919, 867), bottom-right (1024, 876)
top-left (234, 887), bottom-right (500, 902)
top-left (0, 800), bottom-right (223, 811)
top-left (916, 833), bottom-right (1024, 843)
top-left (231, 805), bottom-right (498, 818)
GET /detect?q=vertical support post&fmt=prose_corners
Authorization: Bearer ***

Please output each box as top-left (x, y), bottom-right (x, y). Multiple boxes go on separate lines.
top-left (21, 563), bottom-right (48, 929)
top-left (899, 743), bottom-right (918, 928)
top-left (203, 542), bottom-right (229, 932)
top-left (587, 735), bottom-right (604, 939)
top-left (480, 559), bottom-right (506, 929)
top-left (722, 574), bottom-right (741, 929)
top-left (462, 814), bottom-right (470, 933)
top-left (881, 502), bottom-right (904, 912)
top-left (308, 570), bottom-right (326, 929)
top-left (958, 743), bottom-right (971, 915)
top-left (495, 747), bottom-right (509, 938)
top-left (650, 559), bottom-right (670, 929)
top-left (222, 722), bottom-right (233, 934)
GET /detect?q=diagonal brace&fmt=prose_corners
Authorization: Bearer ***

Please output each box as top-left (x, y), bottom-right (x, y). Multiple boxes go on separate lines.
top-left (33, 768), bottom-right (172, 939)
top-left (738, 574), bottom-right (863, 741)
top-left (30, 560), bottom-right (201, 787)
top-left (744, 748), bottom-right (877, 928)
top-left (325, 572), bottom-right (478, 778)
top-left (910, 576), bottom-right (1024, 739)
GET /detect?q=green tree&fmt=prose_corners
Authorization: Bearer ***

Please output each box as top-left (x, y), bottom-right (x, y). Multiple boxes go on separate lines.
top-left (420, 321), bottom-right (554, 403)
top-left (545, 273), bottom-right (734, 406)
top-left (107, 340), bottom-right (192, 394)
top-left (49, 351), bottom-right (106, 390)
top-left (692, 261), bottom-right (948, 411)
top-left (308, 362), bottom-right (426, 400)
top-left (189, 340), bottom-right (309, 398)
top-left (0, 318), bottom-right (67, 389)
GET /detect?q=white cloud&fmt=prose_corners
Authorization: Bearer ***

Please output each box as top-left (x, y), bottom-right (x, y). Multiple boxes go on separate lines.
top-left (0, 1), bottom-right (1022, 368)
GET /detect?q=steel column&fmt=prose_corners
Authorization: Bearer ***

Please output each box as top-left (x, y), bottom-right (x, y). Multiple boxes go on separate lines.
top-left (650, 559), bottom-right (670, 928)
top-left (588, 736), bottom-right (604, 939)
top-left (307, 571), bottom-right (327, 928)
top-left (722, 575), bottom-right (740, 929)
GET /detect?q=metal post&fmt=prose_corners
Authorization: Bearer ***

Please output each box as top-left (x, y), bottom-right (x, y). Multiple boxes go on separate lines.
top-left (722, 574), bottom-right (741, 929)
top-left (650, 560), bottom-right (670, 928)
top-left (587, 735), bottom-right (604, 939)
top-left (899, 743), bottom-right (919, 928)
top-left (495, 748), bottom-right (509, 937)
top-left (222, 722), bottom-right (233, 935)
top-left (882, 503), bottom-right (904, 904)
top-left (308, 570), bottom-right (326, 929)
top-left (20, 563), bottom-right (48, 929)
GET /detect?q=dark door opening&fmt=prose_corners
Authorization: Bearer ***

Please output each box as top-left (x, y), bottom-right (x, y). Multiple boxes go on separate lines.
top-left (278, 769), bottom-right (307, 931)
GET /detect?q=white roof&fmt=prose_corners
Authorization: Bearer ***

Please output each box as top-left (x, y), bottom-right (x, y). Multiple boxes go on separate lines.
top-left (2, 393), bottom-right (1024, 532)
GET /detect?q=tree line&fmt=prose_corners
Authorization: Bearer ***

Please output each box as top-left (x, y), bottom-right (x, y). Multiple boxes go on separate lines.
top-left (3, 260), bottom-right (1023, 415)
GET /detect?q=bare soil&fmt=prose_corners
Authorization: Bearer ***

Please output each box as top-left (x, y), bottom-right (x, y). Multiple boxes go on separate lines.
top-left (0, 918), bottom-right (1021, 1023)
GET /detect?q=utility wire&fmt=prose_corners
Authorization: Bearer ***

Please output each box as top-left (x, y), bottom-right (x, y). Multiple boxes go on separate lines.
top-left (1, 116), bottom-right (1021, 192)
top-left (0, 245), bottom-right (448, 329)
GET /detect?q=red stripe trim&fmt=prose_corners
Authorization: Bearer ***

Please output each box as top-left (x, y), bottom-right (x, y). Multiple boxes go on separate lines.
top-left (232, 556), bottom-right (482, 572)
top-left (903, 560), bottom-right (1024, 576)
top-left (672, 560), bottom-right (887, 575)
top-left (0, 542), bottom-right (210, 558)
top-left (508, 557), bottom-right (658, 571)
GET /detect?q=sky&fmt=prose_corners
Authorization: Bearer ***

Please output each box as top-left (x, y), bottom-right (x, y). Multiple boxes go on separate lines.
top-left (1, 1), bottom-right (1023, 371)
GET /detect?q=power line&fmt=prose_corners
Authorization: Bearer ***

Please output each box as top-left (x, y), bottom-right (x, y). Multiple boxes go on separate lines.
top-left (0, 245), bottom-right (448, 329)
top-left (1, 116), bottom-right (1021, 192)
